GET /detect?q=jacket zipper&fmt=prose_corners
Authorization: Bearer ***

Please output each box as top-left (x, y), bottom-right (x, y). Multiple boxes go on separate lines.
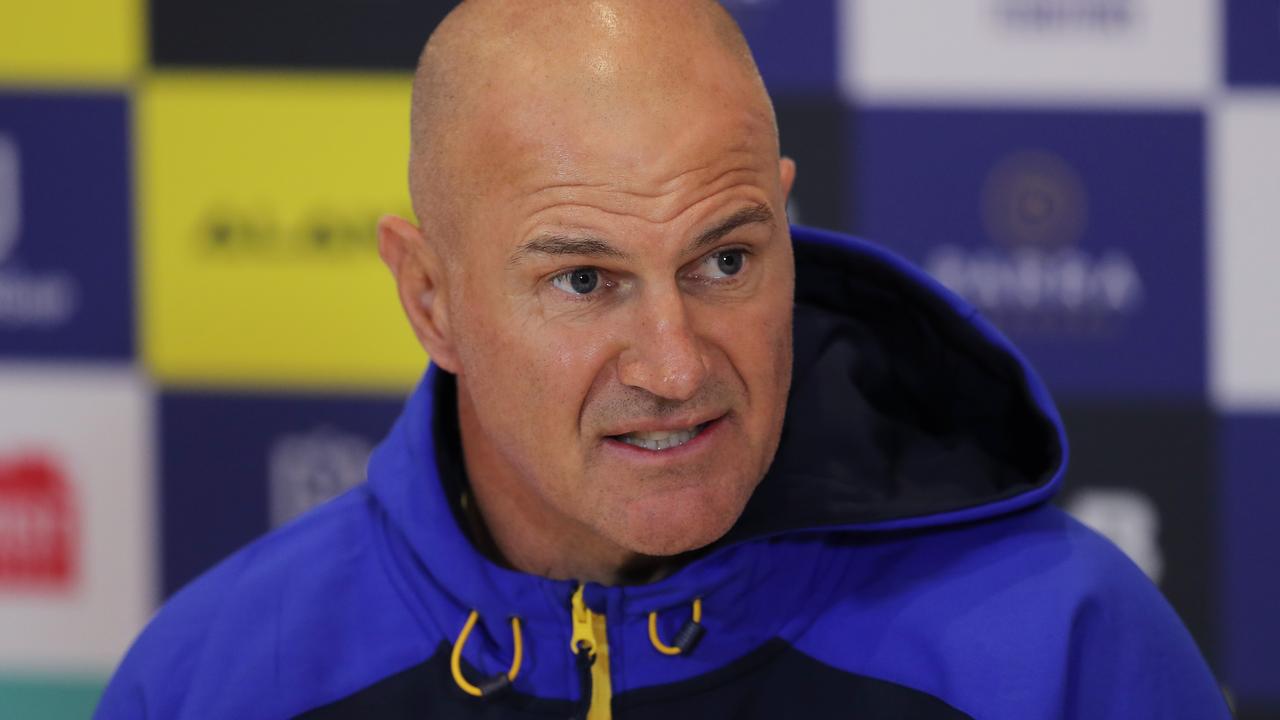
top-left (570, 584), bottom-right (612, 720)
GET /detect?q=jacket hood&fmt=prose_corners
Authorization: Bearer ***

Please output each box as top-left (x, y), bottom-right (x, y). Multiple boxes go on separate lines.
top-left (727, 224), bottom-right (1065, 540)
top-left (365, 225), bottom-right (1067, 618)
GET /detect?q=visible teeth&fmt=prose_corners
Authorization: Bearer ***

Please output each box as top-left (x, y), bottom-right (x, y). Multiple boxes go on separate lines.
top-left (617, 424), bottom-right (705, 451)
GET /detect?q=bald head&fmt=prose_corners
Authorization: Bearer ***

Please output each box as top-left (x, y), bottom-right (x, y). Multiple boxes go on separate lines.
top-left (407, 0), bottom-right (776, 245)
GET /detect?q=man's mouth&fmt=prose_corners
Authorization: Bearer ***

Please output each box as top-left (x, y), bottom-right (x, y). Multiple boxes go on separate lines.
top-left (611, 422), bottom-right (711, 451)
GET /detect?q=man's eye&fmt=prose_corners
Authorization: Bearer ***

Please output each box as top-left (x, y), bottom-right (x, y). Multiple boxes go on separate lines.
top-left (551, 267), bottom-right (600, 295)
top-left (701, 249), bottom-right (746, 279)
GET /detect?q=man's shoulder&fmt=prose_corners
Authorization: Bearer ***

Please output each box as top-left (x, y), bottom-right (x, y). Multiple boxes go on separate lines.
top-left (913, 502), bottom-right (1156, 595)
top-left (95, 486), bottom-right (433, 719)
top-left (158, 484), bottom-right (387, 631)
top-left (817, 503), bottom-right (1186, 638)
top-left (804, 504), bottom-right (1161, 630)
top-left (790, 504), bottom-right (1227, 718)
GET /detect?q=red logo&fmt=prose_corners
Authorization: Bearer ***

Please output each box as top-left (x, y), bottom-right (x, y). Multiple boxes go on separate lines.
top-left (0, 454), bottom-right (77, 589)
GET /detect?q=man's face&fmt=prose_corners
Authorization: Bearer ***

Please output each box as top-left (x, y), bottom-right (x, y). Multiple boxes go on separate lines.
top-left (445, 65), bottom-right (795, 558)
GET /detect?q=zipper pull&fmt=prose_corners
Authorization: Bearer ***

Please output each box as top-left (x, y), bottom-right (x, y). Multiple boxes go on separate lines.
top-left (569, 584), bottom-right (613, 720)
top-left (570, 584), bottom-right (597, 657)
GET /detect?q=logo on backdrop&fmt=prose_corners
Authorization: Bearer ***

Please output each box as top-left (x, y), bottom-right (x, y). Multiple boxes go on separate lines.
top-left (160, 392), bottom-right (401, 595)
top-left (0, 134), bottom-right (78, 329)
top-left (854, 108), bottom-right (1204, 395)
top-left (268, 427), bottom-right (373, 527)
top-left (1066, 486), bottom-right (1164, 583)
top-left (996, 0), bottom-right (1134, 32)
top-left (926, 149), bottom-right (1144, 334)
top-left (201, 205), bottom-right (402, 260)
top-left (0, 453), bottom-right (78, 590)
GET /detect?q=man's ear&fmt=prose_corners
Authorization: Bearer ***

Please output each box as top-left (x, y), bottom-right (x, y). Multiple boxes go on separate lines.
top-left (377, 214), bottom-right (461, 373)
top-left (779, 156), bottom-right (797, 201)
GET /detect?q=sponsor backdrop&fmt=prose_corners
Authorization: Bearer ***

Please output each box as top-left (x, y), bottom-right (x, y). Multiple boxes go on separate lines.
top-left (0, 0), bottom-right (1276, 717)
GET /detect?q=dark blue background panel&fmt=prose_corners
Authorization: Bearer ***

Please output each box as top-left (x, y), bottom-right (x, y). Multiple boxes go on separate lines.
top-left (723, 0), bottom-right (837, 96)
top-left (851, 107), bottom-right (1205, 399)
top-left (1220, 414), bottom-right (1280, 712)
top-left (0, 92), bottom-right (133, 360)
top-left (1055, 402), bottom-right (1215, 667)
top-left (1226, 0), bottom-right (1280, 87)
top-left (151, 0), bottom-right (456, 69)
top-left (160, 390), bottom-right (404, 597)
top-left (776, 98), bottom-right (848, 231)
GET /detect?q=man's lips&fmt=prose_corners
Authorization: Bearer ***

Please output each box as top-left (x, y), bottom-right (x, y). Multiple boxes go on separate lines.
top-left (611, 423), bottom-right (709, 451)
top-left (601, 411), bottom-right (726, 438)
top-left (602, 413), bottom-right (727, 452)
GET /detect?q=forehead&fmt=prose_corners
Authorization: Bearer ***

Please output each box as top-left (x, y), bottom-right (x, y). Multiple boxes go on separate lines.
top-left (464, 78), bottom-right (779, 239)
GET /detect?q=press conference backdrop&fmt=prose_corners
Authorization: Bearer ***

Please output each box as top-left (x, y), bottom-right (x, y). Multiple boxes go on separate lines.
top-left (0, 0), bottom-right (1276, 717)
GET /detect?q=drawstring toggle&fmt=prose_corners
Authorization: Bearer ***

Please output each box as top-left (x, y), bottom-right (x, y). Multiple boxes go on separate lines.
top-left (648, 597), bottom-right (704, 656)
top-left (450, 610), bottom-right (524, 698)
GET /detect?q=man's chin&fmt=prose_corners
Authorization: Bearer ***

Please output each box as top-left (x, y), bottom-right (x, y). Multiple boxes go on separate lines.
top-left (607, 486), bottom-right (750, 558)
top-left (621, 526), bottom-right (725, 559)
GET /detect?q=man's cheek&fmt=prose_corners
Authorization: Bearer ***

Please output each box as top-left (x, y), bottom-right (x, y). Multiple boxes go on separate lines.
top-left (546, 324), bottom-right (613, 375)
top-left (515, 355), bottom-right (585, 448)
top-left (730, 304), bottom-right (788, 371)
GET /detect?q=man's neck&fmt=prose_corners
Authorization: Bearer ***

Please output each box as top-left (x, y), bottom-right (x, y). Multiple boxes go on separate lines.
top-left (461, 471), bottom-right (670, 585)
top-left (439, 372), bottom-right (670, 585)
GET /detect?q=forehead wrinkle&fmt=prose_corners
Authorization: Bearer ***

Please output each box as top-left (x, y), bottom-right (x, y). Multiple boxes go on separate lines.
top-left (518, 162), bottom-right (766, 227)
top-left (480, 71), bottom-right (776, 207)
top-left (509, 134), bottom-right (759, 198)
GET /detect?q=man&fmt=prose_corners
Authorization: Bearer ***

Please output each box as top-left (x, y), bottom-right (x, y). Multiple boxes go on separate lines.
top-left (97, 1), bottom-right (1229, 717)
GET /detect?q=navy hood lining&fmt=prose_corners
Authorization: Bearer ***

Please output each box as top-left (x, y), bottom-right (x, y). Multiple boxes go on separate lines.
top-left (722, 232), bottom-right (1062, 542)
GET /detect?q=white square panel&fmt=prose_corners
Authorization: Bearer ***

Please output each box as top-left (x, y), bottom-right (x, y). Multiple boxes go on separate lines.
top-left (841, 0), bottom-right (1218, 105)
top-left (1211, 95), bottom-right (1280, 410)
top-left (0, 365), bottom-right (155, 672)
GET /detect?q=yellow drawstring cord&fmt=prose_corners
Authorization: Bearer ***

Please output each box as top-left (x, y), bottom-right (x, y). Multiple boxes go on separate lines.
top-left (648, 597), bottom-right (703, 656)
top-left (450, 610), bottom-right (524, 697)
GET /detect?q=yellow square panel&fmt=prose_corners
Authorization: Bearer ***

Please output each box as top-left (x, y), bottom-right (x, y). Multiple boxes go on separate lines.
top-left (139, 73), bottom-right (427, 391)
top-left (0, 0), bottom-right (141, 83)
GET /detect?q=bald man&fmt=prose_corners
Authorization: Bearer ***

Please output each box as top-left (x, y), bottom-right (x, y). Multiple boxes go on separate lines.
top-left (97, 2), bottom-right (1229, 718)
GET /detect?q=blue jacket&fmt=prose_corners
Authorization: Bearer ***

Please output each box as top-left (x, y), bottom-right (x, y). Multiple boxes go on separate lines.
top-left (97, 226), bottom-right (1229, 718)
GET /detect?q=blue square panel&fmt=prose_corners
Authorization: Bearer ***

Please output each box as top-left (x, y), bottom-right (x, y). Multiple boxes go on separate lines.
top-left (723, 0), bottom-right (837, 96)
top-left (160, 390), bottom-right (404, 597)
top-left (1226, 0), bottom-right (1280, 87)
top-left (0, 92), bottom-right (133, 359)
top-left (1220, 414), bottom-right (1280, 708)
top-left (851, 108), bottom-right (1205, 399)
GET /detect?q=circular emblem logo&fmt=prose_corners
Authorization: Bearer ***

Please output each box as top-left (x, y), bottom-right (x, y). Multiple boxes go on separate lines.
top-left (981, 150), bottom-right (1088, 250)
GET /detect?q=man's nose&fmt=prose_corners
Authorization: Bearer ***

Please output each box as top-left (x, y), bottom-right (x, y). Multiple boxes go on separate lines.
top-left (616, 289), bottom-right (710, 402)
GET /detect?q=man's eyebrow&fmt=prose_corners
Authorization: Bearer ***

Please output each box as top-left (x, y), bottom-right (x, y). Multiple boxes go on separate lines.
top-left (510, 234), bottom-right (631, 265)
top-left (509, 203), bottom-right (775, 265)
top-left (687, 203), bottom-right (775, 254)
